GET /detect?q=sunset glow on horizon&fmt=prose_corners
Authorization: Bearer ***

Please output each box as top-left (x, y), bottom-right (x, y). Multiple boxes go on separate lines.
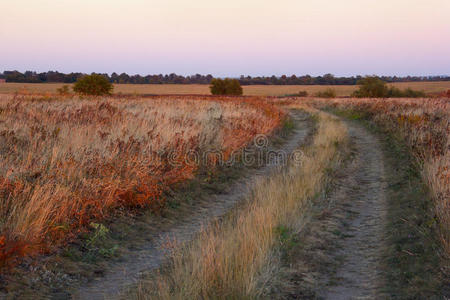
top-left (1, 0), bottom-right (449, 76)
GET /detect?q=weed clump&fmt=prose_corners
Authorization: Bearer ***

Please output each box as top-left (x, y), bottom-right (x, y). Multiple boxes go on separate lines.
top-left (57, 85), bottom-right (71, 96)
top-left (315, 88), bottom-right (336, 98)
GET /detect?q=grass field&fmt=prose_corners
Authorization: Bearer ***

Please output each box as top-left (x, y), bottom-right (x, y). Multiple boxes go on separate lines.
top-left (0, 94), bottom-right (283, 266)
top-left (0, 92), bottom-right (448, 298)
top-left (0, 81), bottom-right (449, 96)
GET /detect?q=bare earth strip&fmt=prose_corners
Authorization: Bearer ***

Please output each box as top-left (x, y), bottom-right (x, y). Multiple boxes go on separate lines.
top-left (70, 111), bottom-right (312, 300)
top-left (319, 122), bottom-right (388, 299)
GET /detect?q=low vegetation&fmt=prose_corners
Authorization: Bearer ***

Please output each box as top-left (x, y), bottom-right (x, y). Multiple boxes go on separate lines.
top-left (278, 90), bottom-right (309, 98)
top-left (132, 109), bottom-right (347, 299)
top-left (296, 90), bottom-right (308, 97)
top-left (352, 76), bottom-right (426, 98)
top-left (0, 94), bottom-right (283, 266)
top-left (314, 88), bottom-right (336, 98)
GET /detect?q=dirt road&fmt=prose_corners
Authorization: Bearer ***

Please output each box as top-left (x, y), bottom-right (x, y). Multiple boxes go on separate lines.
top-left (71, 111), bottom-right (312, 299)
top-left (319, 122), bottom-right (388, 299)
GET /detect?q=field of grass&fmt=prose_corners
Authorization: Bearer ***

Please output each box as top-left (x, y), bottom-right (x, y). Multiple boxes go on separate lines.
top-left (0, 94), bottom-right (283, 266)
top-left (0, 91), bottom-right (448, 298)
top-left (0, 81), bottom-right (449, 96)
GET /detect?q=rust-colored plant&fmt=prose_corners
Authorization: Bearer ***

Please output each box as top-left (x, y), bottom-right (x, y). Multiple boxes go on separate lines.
top-left (0, 94), bottom-right (283, 266)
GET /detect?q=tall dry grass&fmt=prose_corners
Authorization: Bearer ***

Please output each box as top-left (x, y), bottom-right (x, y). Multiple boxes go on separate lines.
top-left (310, 97), bottom-right (450, 258)
top-left (0, 94), bottom-right (283, 265)
top-left (132, 108), bottom-right (347, 299)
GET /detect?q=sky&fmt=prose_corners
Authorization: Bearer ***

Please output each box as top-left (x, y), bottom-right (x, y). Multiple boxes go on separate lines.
top-left (1, 0), bottom-right (449, 77)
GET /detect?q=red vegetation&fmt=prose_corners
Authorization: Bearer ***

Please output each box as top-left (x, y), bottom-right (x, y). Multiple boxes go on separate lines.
top-left (0, 95), bottom-right (284, 266)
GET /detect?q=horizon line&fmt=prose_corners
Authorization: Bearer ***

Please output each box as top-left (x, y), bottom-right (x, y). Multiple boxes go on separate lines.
top-left (2, 70), bottom-right (450, 79)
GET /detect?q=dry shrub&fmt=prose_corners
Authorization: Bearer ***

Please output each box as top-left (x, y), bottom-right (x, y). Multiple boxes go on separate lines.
top-left (0, 94), bottom-right (283, 266)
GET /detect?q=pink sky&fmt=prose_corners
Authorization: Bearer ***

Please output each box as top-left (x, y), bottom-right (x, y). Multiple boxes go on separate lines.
top-left (1, 0), bottom-right (449, 76)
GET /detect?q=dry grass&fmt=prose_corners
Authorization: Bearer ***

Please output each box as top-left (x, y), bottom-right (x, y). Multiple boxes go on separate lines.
top-left (1, 81), bottom-right (449, 96)
top-left (308, 97), bottom-right (450, 258)
top-left (0, 94), bottom-right (283, 266)
top-left (132, 108), bottom-right (347, 299)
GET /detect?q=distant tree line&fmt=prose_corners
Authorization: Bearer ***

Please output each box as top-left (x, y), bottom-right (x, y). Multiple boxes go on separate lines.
top-left (1, 70), bottom-right (449, 85)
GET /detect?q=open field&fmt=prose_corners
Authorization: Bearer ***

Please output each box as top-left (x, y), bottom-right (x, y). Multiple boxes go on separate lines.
top-left (0, 94), bottom-right (448, 299)
top-left (0, 81), bottom-right (449, 96)
top-left (0, 94), bottom-right (283, 266)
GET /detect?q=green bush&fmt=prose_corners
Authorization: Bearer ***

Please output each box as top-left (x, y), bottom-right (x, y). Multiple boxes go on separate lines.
top-left (385, 86), bottom-right (403, 98)
top-left (315, 88), bottom-right (336, 98)
top-left (352, 76), bottom-right (388, 98)
top-left (73, 74), bottom-right (113, 96)
top-left (297, 90), bottom-right (308, 97)
top-left (210, 78), bottom-right (243, 95)
top-left (390, 88), bottom-right (425, 98)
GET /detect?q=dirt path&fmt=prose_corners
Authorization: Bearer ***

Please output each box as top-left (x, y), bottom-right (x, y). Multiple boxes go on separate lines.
top-left (70, 111), bottom-right (312, 300)
top-left (319, 121), bottom-right (388, 299)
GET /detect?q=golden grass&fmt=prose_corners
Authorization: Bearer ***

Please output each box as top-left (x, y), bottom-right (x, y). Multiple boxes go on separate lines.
top-left (132, 108), bottom-right (347, 299)
top-left (0, 81), bottom-right (449, 96)
top-left (307, 97), bottom-right (450, 258)
top-left (0, 94), bottom-right (283, 265)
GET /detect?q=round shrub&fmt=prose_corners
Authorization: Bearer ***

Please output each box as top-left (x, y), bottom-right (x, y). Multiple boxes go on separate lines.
top-left (210, 78), bottom-right (243, 95)
top-left (73, 74), bottom-right (113, 96)
top-left (352, 76), bottom-right (388, 98)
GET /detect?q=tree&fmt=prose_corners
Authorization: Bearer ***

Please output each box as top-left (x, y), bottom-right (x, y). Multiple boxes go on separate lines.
top-left (352, 76), bottom-right (388, 98)
top-left (210, 78), bottom-right (226, 95)
top-left (226, 79), bottom-right (243, 95)
top-left (73, 74), bottom-right (113, 96)
top-left (323, 73), bottom-right (336, 84)
top-left (210, 78), bottom-right (243, 95)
